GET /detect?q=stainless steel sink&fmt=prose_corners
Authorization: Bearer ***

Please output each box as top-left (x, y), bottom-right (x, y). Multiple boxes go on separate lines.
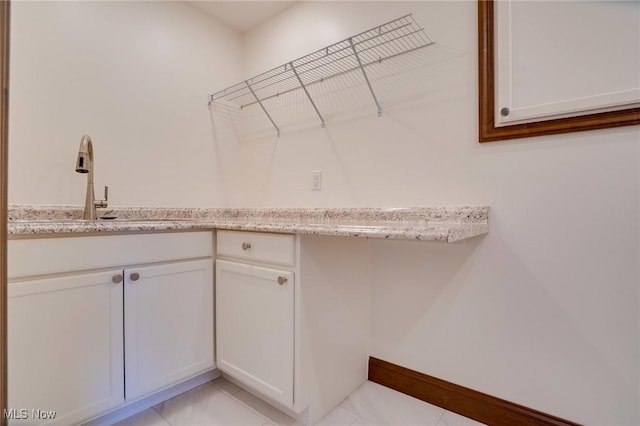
top-left (103, 218), bottom-right (194, 222)
top-left (9, 218), bottom-right (194, 224)
top-left (10, 219), bottom-right (81, 224)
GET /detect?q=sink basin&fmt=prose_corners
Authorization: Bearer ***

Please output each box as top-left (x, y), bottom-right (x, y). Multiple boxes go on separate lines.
top-left (10, 219), bottom-right (81, 224)
top-left (9, 218), bottom-right (195, 224)
top-left (104, 218), bottom-right (194, 222)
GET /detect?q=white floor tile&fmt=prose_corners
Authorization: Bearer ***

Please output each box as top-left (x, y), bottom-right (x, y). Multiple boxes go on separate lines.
top-left (112, 408), bottom-right (170, 426)
top-left (153, 382), bottom-right (267, 426)
top-left (118, 379), bottom-right (486, 426)
top-left (233, 389), bottom-right (303, 426)
top-left (315, 406), bottom-right (359, 426)
top-left (213, 376), bottom-right (242, 396)
top-left (349, 416), bottom-right (376, 425)
top-left (437, 410), bottom-right (486, 426)
top-left (339, 381), bottom-right (444, 426)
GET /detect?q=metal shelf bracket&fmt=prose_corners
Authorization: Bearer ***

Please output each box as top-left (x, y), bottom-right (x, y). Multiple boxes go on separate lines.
top-left (349, 38), bottom-right (382, 117)
top-left (246, 80), bottom-right (280, 137)
top-left (290, 61), bottom-right (326, 128)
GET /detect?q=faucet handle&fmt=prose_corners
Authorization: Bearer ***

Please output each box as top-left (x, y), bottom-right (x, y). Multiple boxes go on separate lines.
top-left (95, 185), bottom-right (108, 209)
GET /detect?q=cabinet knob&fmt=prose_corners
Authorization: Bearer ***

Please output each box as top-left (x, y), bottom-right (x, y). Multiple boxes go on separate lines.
top-left (112, 274), bottom-right (123, 284)
top-left (277, 276), bottom-right (287, 285)
top-left (130, 272), bottom-right (140, 281)
top-left (241, 242), bottom-right (252, 251)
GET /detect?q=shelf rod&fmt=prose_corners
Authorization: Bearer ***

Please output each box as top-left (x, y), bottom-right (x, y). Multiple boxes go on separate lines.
top-left (209, 15), bottom-right (431, 104)
top-left (245, 80), bottom-right (280, 137)
top-left (211, 20), bottom-right (416, 101)
top-left (349, 38), bottom-right (382, 117)
top-left (290, 61), bottom-right (325, 128)
top-left (290, 22), bottom-right (414, 71)
top-left (238, 42), bottom-right (433, 109)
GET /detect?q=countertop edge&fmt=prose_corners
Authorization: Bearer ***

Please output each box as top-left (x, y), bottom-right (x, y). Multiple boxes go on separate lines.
top-left (8, 206), bottom-right (490, 243)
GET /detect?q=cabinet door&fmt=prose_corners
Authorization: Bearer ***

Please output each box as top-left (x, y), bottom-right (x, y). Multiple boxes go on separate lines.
top-left (216, 260), bottom-right (294, 407)
top-left (8, 270), bottom-right (124, 425)
top-left (124, 259), bottom-right (214, 400)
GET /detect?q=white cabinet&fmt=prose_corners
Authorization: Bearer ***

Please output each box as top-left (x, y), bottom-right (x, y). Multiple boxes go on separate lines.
top-left (215, 230), bottom-right (370, 424)
top-left (8, 232), bottom-right (214, 425)
top-left (216, 260), bottom-right (294, 406)
top-left (124, 259), bottom-right (214, 400)
top-left (8, 270), bottom-right (125, 426)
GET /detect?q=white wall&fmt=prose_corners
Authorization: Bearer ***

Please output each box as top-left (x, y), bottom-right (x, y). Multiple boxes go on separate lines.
top-left (8, 1), bottom-right (640, 423)
top-left (236, 2), bottom-right (640, 424)
top-left (9, 1), bottom-right (242, 207)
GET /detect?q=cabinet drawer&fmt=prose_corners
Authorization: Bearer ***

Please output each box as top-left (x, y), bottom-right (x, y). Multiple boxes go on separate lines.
top-left (217, 231), bottom-right (295, 267)
top-left (9, 232), bottom-right (213, 279)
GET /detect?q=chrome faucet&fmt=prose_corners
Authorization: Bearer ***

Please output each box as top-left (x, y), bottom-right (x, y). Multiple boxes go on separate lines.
top-left (75, 135), bottom-right (108, 220)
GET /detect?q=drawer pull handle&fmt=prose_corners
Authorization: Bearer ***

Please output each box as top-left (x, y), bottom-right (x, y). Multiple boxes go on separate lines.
top-left (241, 242), bottom-right (252, 251)
top-left (277, 276), bottom-right (287, 285)
top-left (130, 272), bottom-right (140, 281)
top-left (112, 274), bottom-right (123, 284)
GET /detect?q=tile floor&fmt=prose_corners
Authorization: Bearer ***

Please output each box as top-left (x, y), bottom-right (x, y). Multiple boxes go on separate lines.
top-left (114, 378), bottom-right (485, 426)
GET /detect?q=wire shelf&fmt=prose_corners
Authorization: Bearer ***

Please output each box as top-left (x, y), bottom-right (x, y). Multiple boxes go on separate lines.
top-left (209, 14), bottom-right (434, 136)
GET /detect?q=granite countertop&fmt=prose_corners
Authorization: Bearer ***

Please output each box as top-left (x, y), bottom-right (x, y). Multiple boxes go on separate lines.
top-left (8, 206), bottom-right (489, 243)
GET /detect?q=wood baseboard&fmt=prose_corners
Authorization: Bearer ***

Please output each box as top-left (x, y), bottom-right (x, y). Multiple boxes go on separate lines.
top-left (368, 357), bottom-right (580, 426)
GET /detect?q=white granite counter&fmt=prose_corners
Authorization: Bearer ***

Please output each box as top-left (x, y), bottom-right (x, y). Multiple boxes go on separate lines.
top-left (8, 206), bottom-right (489, 243)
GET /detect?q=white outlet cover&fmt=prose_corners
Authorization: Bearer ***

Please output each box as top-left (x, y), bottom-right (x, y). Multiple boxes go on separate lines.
top-left (312, 170), bottom-right (322, 191)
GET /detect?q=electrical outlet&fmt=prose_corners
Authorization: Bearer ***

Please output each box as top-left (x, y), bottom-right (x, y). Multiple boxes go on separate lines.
top-left (312, 170), bottom-right (322, 191)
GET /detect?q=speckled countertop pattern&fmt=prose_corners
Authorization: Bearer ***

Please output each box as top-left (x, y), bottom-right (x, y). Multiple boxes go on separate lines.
top-left (8, 205), bottom-right (489, 242)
